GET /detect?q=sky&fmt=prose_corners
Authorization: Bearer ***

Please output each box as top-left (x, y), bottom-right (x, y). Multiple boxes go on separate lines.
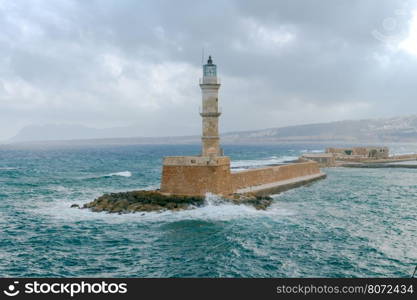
top-left (1, 0), bottom-right (417, 140)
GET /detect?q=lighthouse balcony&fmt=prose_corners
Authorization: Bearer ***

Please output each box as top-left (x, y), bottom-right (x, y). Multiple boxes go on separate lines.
top-left (199, 77), bottom-right (221, 85)
top-left (199, 106), bottom-right (222, 117)
top-left (200, 112), bottom-right (221, 117)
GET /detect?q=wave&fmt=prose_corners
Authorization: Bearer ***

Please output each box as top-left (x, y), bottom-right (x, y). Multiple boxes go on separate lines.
top-left (0, 167), bottom-right (17, 170)
top-left (86, 171), bottom-right (133, 179)
top-left (204, 193), bottom-right (227, 206)
top-left (32, 189), bottom-right (294, 224)
top-left (107, 171), bottom-right (132, 177)
top-left (35, 200), bottom-right (295, 224)
top-left (231, 156), bottom-right (298, 171)
top-left (47, 185), bottom-right (72, 193)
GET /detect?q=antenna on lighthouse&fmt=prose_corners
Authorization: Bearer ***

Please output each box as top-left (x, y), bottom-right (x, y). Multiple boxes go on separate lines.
top-left (201, 47), bottom-right (204, 65)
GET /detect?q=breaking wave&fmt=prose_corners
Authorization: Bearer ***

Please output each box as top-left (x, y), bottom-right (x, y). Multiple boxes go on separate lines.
top-left (231, 156), bottom-right (298, 172)
top-left (84, 171), bottom-right (133, 180)
top-left (32, 190), bottom-right (294, 224)
top-left (107, 171), bottom-right (132, 177)
top-left (204, 192), bottom-right (226, 206)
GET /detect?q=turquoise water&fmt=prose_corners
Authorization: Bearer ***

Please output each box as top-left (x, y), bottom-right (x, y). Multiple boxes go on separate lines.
top-left (0, 144), bottom-right (416, 277)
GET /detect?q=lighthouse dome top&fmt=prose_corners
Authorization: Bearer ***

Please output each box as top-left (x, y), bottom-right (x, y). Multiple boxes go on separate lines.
top-left (207, 56), bottom-right (213, 65)
top-left (203, 55), bottom-right (217, 77)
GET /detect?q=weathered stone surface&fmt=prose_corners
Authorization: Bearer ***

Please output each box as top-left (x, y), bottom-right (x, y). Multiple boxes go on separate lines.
top-left (161, 156), bottom-right (233, 196)
top-left (74, 190), bottom-right (274, 213)
top-left (231, 161), bottom-right (321, 191)
top-left (161, 158), bottom-right (322, 197)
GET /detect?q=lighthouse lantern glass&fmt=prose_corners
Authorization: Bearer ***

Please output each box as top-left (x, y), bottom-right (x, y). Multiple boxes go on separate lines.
top-left (203, 65), bottom-right (216, 77)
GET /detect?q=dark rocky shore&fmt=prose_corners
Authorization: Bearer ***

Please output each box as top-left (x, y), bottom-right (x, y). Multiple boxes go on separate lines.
top-left (72, 190), bottom-right (273, 213)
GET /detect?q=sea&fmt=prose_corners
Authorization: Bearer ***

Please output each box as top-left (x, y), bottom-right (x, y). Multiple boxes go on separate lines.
top-left (0, 143), bottom-right (416, 277)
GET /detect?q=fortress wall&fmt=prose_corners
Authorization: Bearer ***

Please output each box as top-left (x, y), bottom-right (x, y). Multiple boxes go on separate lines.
top-left (161, 157), bottom-right (322, 197)
top-left (160, 157), bottom-right (233, 196)
top-left (231, 161), bottom-right (321, 191)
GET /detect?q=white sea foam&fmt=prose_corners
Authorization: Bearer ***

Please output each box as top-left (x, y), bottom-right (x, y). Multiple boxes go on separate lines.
top-left (0, 167), bottom-right (17, 170)
top-left (142, 184), bottom-right (160, 191)
top-left (231, 156), bottom-right (298, 172)
top-left (231, 168), bottom-right (249, 172)
top-left (31, 165), bottom-right (297, 224)
top-left (32, 191), bottom-right (295, 225)
top-left (87, 171), bottom-right (133, 179)
top-left (107, 171), bottom-right (132, 177)
top-left (47, 185), bottom-right (72, 193)
top-left (204, 192), bottom-right (226, 206)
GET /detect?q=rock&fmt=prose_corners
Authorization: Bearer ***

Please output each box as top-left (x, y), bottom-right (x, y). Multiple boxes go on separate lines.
top-left (141, 204), bottom-right (156, 212)
top-left (92, 206), bottom-right (104, 212)
top-left (176, 203), bottom-right (188, 210)
top-left (110, 206), bottom-right (124, 213)
top-left (70, 204), bottom-right (80, 208)
top-left (227, 192), bottom-right (273, 210)
top-left (81, 190), bottom-right (204, 213)
top-left (81, 190), bottom-right (273, 214)
top-left (166, 202), bottom-right (177, 209)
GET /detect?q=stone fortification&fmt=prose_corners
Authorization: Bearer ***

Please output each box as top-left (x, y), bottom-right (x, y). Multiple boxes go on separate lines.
top-left (160, 156), bottom-right (233, 196)
top-left (231, 161), bottom-right (321, 191)
top-left (161, 159), bottom-right (324, 197)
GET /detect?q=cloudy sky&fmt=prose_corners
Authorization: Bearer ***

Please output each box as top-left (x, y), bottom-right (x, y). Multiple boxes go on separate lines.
top-left (1, 0), bottom-right (417, 140)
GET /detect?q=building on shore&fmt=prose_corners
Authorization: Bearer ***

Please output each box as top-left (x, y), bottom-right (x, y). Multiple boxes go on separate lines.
top-left (326, 147), bottom-right (389, 161)
top-left (160, 56), bottom-right (325, 196)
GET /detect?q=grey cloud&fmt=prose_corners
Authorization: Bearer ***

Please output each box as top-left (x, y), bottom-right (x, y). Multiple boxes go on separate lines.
top-left (0, 0), bottom-right (417, 140)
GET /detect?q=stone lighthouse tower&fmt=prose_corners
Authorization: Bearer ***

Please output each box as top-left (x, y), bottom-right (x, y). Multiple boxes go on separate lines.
top-left (200, 56), bottom-right (222, 157)
top-left (160, 55), bottom-right (233, 196)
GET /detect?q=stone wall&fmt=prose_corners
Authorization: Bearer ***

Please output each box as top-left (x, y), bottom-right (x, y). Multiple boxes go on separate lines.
top-left (231, 161), bottom-right (321, 191)
top-left (161, 157), bottom-right (322, 196)
top-left (160, 156), bottom-right (233, 196)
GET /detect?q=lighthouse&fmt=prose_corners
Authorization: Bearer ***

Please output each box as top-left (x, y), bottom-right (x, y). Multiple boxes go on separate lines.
top-left (160, 55), bottom-right (233, 196)
top-left (160, 54), bottom-right (325, 197)
top-left (200, 56), bottom-right (222, 157)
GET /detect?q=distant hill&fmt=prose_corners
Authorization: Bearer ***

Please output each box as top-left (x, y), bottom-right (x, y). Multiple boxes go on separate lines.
top-left (222, 115), bottom-right (417, 144)
top-left (8, 115), bottom-right (417, 145)
top-left (9, 124), bottom-right (140, 142)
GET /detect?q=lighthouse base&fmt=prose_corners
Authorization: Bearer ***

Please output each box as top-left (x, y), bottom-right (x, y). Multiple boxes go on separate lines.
top-left (160, 156), bottom-right (233, 196)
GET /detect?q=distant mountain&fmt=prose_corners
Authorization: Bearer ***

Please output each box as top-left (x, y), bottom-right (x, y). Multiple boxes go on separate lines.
top-left (8, 115), bottom-right (417, 145)
top-left (222, 115), bottom-right (417, 144)
top-left (9, 124), bottom-right (140, 142)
